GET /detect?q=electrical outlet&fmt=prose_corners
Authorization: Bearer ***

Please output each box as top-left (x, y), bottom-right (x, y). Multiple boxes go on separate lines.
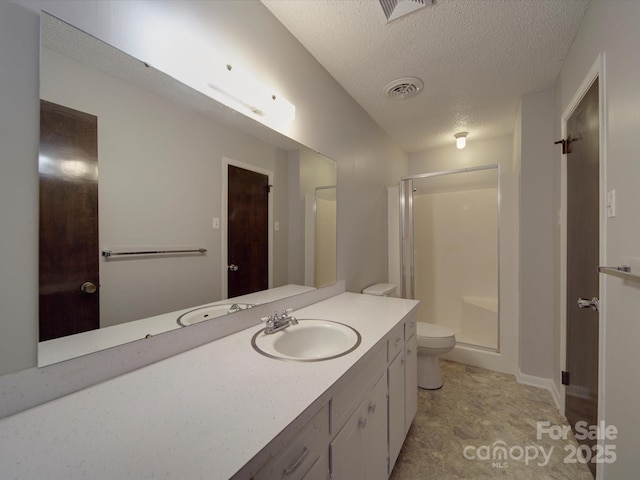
top-left (274, 221), bottom-right (280, 232)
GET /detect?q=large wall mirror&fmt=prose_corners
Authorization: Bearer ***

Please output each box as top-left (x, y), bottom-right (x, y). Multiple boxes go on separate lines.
top-left (38, 13), bottom-right (337, 366)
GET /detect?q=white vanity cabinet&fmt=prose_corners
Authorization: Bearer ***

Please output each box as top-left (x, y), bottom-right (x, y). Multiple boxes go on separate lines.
top-left (329, 313), bottom-right (419, 479)
top-left (330, 371), bottom-right (388, 480)
top-left (404, 330), bottom-right (418, 434)
top-left (387, 313), bottom-right (418, 473)
top-left (388, 345), bottom-right (406, 470)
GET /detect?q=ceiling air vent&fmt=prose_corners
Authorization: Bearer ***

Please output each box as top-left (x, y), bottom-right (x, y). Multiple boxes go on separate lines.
top-left (384, 77), bottom-right (424, 100)
top-left (379, 0), bottom-right (432, 23)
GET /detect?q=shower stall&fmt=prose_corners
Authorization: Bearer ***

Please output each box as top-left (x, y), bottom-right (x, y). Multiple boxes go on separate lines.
top-left (399, 165), bottom-right (500, 356)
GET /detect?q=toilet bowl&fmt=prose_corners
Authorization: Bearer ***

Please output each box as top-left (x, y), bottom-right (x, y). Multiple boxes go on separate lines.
top-left (416, 322), bottom-right (456, 390)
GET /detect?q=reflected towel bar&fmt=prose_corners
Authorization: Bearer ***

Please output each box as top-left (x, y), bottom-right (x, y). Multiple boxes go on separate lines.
top-left (102, 248), bottom-right (207, 258)
top-left (598, 265), bottom-right (640, 282)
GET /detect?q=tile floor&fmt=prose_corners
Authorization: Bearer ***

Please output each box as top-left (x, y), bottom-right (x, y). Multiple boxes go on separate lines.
top-left (390, 360), bottom-right (594, 479)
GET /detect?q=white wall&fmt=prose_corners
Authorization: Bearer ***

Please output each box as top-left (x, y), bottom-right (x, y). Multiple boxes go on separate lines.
top-left (518, 89), bottom-right (555, 380)
top-left (408, 136), bottom-right (519, 374)
top-left (554, 1), bottom-right (640, 477)
top-left (0, 0), bottom-right (407, 413)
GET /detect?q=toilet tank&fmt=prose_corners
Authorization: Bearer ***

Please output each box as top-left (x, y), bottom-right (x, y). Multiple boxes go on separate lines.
top-left (362, 283), bottom-right (396, 297)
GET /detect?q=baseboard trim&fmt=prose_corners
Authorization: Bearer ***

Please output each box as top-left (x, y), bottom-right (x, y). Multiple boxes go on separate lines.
top-left (516, 369), bottom-right (562, 411)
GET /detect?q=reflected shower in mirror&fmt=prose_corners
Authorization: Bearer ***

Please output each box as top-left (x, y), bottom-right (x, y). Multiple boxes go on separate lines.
top-left (313, 186), bottom-right (337, 288)
top-left (38, 13), bottom-right (337, 366)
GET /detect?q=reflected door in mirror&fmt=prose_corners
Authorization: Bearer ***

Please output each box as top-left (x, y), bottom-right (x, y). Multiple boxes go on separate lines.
top-left (39, 100), bottom-right (99, 341)
top-left (228, 165), bottom-right (268, 297)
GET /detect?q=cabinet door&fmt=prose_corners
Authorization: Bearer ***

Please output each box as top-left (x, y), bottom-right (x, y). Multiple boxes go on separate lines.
top-left (405, 334), bottom-right (418, 434)
top-left (330, 373), bottom-right (388, 480)
top-left (330, 403), bottom-right (365, 480)
top-left (365, 372), bottom-right (389, 480)
top-left (302, 456), bottom-right (328, 480)
top-left (388, 351), bottom-right (405, 472)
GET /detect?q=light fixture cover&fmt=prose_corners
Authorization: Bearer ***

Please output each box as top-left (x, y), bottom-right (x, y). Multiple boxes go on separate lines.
top-left (454, 132), bottom-right (468, 149)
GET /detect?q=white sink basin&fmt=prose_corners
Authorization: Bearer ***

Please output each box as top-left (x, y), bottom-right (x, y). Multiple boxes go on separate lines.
top-left (177, 303), bottom-right (255, 327)
top-left (251, 319), bottom-right (361, 361)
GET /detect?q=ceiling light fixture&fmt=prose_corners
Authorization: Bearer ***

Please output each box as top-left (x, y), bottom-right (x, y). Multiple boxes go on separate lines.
top-left (454, 132), bottom-right (468, 149)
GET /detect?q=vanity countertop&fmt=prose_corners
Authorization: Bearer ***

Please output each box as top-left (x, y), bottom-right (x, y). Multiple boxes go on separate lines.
top-left (0, 292), bottom-right (419, 479)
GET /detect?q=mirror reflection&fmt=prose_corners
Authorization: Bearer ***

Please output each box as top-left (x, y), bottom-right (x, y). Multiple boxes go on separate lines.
top-left (38, 13), bottom-right (337, 366)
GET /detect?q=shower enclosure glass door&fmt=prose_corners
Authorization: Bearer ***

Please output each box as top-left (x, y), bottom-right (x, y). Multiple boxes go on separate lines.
top-left (400, 165), bottom-right (500, 352)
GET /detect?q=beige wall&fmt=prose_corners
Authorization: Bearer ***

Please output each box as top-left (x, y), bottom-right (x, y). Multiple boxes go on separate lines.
top-left (0, 0), bottom-right (406, 409)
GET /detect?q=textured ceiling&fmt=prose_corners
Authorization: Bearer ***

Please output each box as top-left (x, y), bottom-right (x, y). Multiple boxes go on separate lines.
top-left (262, 0), bottom-right (591, 152)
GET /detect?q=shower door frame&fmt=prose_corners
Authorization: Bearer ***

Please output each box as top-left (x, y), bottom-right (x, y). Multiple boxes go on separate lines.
top-left (399, 164), bottom-right (501, 353)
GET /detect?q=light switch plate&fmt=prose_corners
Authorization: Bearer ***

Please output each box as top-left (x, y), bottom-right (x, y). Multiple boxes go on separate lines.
top-left (606, 190), bottom-right (616, 218)
top-left (212, 217), bottom-right (220, 229)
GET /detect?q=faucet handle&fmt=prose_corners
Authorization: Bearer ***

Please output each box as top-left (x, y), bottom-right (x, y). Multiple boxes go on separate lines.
top-left (260, 316), bottom-right (274, 327)
top-left (284, 308), bottom-right (298, 325)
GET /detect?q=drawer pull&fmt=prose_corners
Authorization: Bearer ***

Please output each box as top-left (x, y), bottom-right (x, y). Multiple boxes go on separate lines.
top-left (368, 401), bottom-right (376, 414)
top-left (283, 447), bottom-right (309, 476)
top-left (358, 417), bottom-right (368, 429)
top-left (394, 338), bottom-right (402, 346)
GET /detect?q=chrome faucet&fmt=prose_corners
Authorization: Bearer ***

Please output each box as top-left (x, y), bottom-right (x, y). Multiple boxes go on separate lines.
top-left (228, 303), bottom-right (255, 314)
top-left (261, 308), bottom-right (298, 334)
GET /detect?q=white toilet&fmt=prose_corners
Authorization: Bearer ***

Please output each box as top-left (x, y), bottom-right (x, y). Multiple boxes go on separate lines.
top-left (361, 284), bottom-right (455, 389)
top-left (416, 322), bottom-right (456, 389)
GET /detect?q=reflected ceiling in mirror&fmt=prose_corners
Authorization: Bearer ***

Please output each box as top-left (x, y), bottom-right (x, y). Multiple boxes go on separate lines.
top-left (38, 13), bottom-right (337, 366)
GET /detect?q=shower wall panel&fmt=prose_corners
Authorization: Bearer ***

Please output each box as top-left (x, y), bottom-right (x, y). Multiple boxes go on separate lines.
top-left (414, 188), bottom-right (498, 345)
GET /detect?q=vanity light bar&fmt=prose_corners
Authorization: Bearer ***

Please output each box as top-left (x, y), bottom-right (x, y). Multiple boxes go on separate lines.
top-left (206, 63), bottom-right (295, 125)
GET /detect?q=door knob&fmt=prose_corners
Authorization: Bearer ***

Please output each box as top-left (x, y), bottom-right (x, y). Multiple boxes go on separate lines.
top-left (80, 282), bottom-right (97, 294)
top-left (577, 297), bottom-right (599, 312)
top-left (228, 264), bottom-right (239, 272)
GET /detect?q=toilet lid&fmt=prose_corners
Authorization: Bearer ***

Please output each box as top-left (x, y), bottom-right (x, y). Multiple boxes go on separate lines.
top-left (417, 322), bottom-right (455, 338)
top-left (417, 322), bottom-right (456, 349)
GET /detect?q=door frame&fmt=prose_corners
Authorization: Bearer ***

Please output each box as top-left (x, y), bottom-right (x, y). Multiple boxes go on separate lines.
top-left (559, 53), bottom-right (607, 430)
top-left (221, 156), bottom-right (274, 299)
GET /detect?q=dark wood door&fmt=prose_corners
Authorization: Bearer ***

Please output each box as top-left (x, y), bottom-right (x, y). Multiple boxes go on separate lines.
top-left (227, 165), bottom-right (269, 297)
top-left (565, 79), bottom-right (599, 477)
top-left (39, 100), bottom-right (99, 341)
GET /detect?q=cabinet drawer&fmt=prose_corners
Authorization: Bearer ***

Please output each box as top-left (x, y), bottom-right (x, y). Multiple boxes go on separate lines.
top-left (331, 344), bottom-right (385, 435)
top-left (388, 323), bottom-right (404, 362)
top-left (254, 404), bottom-right (329, 480)
top-left (404, 315), bottom-right (417, 341)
